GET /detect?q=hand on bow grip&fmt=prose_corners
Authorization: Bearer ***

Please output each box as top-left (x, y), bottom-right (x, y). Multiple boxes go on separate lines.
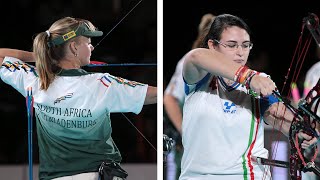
top-left (249, 75), bottom-right (277, 97)
top-left (298, 130), bottom-right (319, 149)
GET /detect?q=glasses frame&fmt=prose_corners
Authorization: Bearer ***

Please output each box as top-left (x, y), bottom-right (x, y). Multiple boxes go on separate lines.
top-left (213, 39), bottom-right (253, 51)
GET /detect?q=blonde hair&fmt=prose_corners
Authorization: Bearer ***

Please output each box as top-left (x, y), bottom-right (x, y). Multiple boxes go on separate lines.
top-left (33, 17), bottom-right (97, 90)
top-left (192, 13), bottom-right (216, 49)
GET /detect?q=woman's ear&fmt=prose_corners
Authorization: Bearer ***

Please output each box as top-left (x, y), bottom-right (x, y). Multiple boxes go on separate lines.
top-left (69, 41), bottom-right (78, 56)
top-left (208, 39), bottom-right (215, 49)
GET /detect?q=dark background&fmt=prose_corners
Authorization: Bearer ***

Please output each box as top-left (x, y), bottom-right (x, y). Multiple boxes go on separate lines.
top-left (163, 1), bottom-right (320, 178)
top-left (0, 0), bottom-right (157, 164)
top-left (163, 1), bottom-right (320, 92)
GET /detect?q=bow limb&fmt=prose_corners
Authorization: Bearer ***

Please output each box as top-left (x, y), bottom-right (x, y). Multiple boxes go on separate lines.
top-left (260, 13), bottom-right (320, 179)
top-left (285, 13), bottom-right (320, 178)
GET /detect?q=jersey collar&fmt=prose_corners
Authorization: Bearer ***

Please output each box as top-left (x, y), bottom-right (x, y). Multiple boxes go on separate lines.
top-left (217, 76), bottom-right (240, 91)
top-left (57, 68), bottom-right (91, 76)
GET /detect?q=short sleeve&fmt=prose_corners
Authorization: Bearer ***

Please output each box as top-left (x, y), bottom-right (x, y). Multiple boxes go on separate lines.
top-left (164, 59), bottom-right (185, 103)
top-left (0, 56), bottom-right (38, 97)
top-left (99, 74), bottom-right (148, 114)
top-left (184, 73), bottom-right (211, 96)
top-left (305, 62), bottom-right (320, 88)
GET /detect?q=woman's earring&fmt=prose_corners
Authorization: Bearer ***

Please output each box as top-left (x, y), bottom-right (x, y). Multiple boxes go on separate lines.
top-left (74, 53), bottom-right (78, 57)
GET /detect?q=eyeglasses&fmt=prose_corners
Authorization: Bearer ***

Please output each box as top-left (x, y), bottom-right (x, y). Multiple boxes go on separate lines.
top-left (213, 39), bottom-right (253, 51)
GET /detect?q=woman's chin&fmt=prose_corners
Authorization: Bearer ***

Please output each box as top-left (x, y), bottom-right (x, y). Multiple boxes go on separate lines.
top-left (82, 60), bottom-right (91, 66)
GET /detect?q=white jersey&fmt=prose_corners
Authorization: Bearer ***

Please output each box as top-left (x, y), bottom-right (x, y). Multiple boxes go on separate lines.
top-left (164, 59), bottom-right (185, 180)
top-left (304, 61), bottom-right (320, 116)
top-left (0, 57), bottom-right (148, 180)
top-left (305, 61), bottom-right (320, 89)
top-left (164, 59), bottom-right (185, 105)
top-left (180, 74), bottom-right (272, 180)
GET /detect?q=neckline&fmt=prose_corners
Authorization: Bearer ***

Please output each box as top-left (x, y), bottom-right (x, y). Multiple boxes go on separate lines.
top-left (217, 76), bottom-right (240, 92)
top-left (57, 68), bottom-right (91, 76)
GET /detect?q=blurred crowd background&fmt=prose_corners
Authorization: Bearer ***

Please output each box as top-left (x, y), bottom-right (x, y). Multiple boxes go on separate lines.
top-left (1, 1), bottom-right (320, 177)
top-left (163, 1), bottom-right (320, 179)
top-left (164, 1), bottom-right (320, 90)
top-left (0, 0), bottom-right (157, 164)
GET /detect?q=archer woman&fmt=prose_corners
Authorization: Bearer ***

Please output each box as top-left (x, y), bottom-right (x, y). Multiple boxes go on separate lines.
top-left (0, 16), bottom-right (156, 180)
top-left (179, 14), bottom-right (316, 180)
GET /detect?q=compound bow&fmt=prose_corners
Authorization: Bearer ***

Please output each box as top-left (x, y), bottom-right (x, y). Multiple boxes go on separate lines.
top-left (255, 13), bottom-right (320, 180)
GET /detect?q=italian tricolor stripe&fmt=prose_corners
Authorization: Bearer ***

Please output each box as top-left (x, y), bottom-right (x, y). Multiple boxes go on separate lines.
top-left (242, 97), bottom-right (260, 180)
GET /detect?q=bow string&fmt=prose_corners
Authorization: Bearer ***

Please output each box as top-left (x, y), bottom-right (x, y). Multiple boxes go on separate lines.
top-left (261, 13), bottom-right (320, 179)
top-left (89, 0), bottom-right (157, 152)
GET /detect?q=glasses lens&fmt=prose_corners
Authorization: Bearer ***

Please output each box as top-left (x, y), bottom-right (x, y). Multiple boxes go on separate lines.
top-left (214, 39), bottom-right (252, 50)
top-left (241, 42), bottom-right (252, 49)
top-left (225, 42), bottom-right (252, 50)
top-left (225, 43), bottom-right (238, 49)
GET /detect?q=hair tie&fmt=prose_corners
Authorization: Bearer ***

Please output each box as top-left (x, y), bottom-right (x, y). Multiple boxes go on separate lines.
top-left (45, 30), bottom-right (50, 37)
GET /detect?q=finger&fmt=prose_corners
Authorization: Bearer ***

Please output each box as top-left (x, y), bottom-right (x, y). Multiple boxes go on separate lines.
top-left (301, 143), bottom-right (309, 149)
top-left (308, 137), bottom-right (318, 146)
top-left (266, 81), bottom-right (275, 92)
top-left (253, 88), bottom-right (261, 96)
top-left (266, 83), bottom-right (275, 95)
top-left (301, 138), bottom-right (318, 149)
top-left (260, 89), bottom-right (267, 97)
top-left (271, 83), bottom-right (276, 92)
top-left (301, 140), bottom-right (312, 149)
top-left (260, 86), bottom-right (271, 96)
top-left (298, 132), bottom-right (312, 140)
